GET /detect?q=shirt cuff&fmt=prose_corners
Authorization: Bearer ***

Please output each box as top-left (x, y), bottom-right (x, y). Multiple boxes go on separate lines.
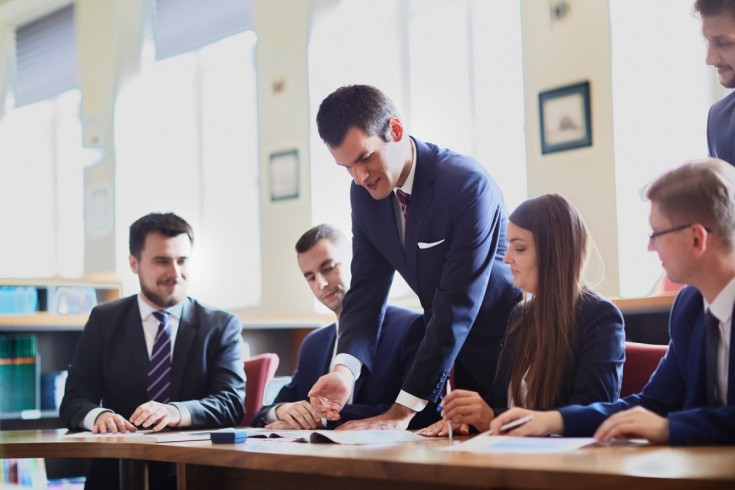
top-left (170, 402), bottom-right (192, 427)
top-left (396, 390), bottom-right (428, 412)
top-left (264, 404), bottom-right (280, 424)
top-left (334, 353), bottom-right (363, 381)
top-left (82, 408), bottom-right (113, 431)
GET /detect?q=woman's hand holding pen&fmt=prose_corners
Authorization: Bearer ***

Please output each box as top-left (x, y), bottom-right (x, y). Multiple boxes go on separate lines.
top-left (490, 408), bottom-right (564, 436)
top-left (428, 389), bottom-right (496, 434)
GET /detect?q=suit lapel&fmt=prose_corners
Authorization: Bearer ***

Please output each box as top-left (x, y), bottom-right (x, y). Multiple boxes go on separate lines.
top-left (405, 138), bottom-right (436, 290)
top-left (170, 298), bottom-right (197, 400)
top-left (688, 309), bottom-right (709, 406)
top-left (124, 299), bottom-right (150, 389)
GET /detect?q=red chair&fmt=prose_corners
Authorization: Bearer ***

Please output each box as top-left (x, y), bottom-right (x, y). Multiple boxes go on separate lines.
top-left (620, 342), bottom-right (668, 398)
top-left (240, 353), bottom-right (280, 427)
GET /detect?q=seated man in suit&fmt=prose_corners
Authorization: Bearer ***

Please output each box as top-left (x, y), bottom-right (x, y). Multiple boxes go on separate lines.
top-left (490, 158), bottom-right (735, 445)
top-left (60, 212), bottom-right (246, 489)
top-left (252, 224), bottom-right (439, 430)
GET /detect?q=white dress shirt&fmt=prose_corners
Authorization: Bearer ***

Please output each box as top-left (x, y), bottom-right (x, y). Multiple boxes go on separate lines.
top-left (703, 275), bottom-right (735, 405)
top-left (81, 293), bottom-right (192, 430)
top-left (334, 137), bottom-right (428, 413)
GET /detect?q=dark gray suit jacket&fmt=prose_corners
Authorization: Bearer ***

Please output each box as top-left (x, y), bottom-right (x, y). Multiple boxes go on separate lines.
top-left (60, 295), bottom-right (246, 430)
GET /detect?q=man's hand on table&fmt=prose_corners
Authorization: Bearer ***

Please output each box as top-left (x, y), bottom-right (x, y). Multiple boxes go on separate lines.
top-left (267, 401), bottom-right (323, 430)
top-left (92, 412), bottom-right (137, 434)
top-left (129, 401), bottom-right (181, 432)
top-left (336, 403), bottom-right (416, 431)
top-left (594, 406), bottom-right (670, 444)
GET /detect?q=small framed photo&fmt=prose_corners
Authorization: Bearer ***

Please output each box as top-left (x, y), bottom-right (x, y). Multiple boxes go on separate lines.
top-left (269, 149), bottom-right (299, 201)
top-left (538, 81), bottom-right (592, 154)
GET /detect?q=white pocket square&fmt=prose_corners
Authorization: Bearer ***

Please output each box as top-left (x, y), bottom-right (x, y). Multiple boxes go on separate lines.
top-left (418, 239), bottom-right (445, 249)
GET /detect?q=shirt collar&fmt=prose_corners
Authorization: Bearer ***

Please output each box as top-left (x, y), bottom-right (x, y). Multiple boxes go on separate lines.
top-left (703, 274), bottom-right (735, 324)
top-left (137, 292), bottom-right (185, 322)
top-left (394, 137), bottom-right (417, 196)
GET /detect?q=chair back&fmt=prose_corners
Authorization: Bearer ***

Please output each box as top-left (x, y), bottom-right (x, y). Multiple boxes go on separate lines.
top-left (621, 342), bottom-right (668, 398)
top-left (241, 353), bottom-right (280, 426)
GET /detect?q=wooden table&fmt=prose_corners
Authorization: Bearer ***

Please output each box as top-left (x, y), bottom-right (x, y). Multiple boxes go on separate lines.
top-left (2, 430), bottom-right (735, 489)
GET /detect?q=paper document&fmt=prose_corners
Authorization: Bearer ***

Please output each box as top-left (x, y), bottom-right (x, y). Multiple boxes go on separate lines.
top-left (246, 429), bottom-right (426, 445)
top-left (63, 429), bottom-right (216, 444)
top-left (438, 434), bottom-right (598, 453)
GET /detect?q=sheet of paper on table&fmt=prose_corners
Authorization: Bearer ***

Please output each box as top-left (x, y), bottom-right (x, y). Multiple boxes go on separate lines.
top-left (245, 429), bottom-right (427, 445)
top-left (437, 434), bottom-right (600, 453)
top-left (63, 429), bottom-right (215, 444)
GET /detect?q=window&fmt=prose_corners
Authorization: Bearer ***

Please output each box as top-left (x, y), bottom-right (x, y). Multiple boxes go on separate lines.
top-left (114, 31), bottom-right (261, 310)
top-left (0, 5), bottom-right (86, 278)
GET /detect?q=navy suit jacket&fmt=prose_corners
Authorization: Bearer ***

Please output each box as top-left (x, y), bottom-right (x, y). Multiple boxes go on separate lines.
top-left (559, 286), bottom-right (735, 445)
top-left (488, 290), bottom-right (625, 416)
top-left (339, 137), bottom-right (522, 403)
top-left (252, 305), bottom-right (440, 430)
top-left (60, 295), bottom-right (246, 431)
top-left (707, 89), bottom-right (735, 165)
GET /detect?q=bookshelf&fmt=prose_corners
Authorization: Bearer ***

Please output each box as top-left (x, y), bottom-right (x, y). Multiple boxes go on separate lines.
top-left (0, 277), bottom-right (121, 430)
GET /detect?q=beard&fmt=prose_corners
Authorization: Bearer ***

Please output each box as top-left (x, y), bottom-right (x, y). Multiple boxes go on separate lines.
top-left (140, 282), bottom-right (185, 308)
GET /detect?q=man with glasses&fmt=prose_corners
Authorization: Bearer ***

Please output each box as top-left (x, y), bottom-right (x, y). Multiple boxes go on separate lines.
top-left (697, 0), bottom-right (735, 164)
top-left (489, 158), bottom-right (735, 445)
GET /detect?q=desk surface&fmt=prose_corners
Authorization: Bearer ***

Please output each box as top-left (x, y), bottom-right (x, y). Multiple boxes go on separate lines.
top-left (2, 430), bottom-right (735, 489)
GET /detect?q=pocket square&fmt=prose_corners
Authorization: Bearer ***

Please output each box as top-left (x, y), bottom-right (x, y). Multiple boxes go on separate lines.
top-left (418, 239), bottom-right (445, 249)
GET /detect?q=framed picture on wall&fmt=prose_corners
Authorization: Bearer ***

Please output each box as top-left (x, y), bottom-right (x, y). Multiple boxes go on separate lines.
top-left (538, 81), bottom-right (592, 154)
top-left (269, 149), bottom-right (299, 201)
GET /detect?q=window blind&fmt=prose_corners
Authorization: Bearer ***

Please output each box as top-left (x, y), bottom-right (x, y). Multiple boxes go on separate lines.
top-left (15, 4), bottom-right (78, 106)
top-left (155, 0), bottom-right (254, 60)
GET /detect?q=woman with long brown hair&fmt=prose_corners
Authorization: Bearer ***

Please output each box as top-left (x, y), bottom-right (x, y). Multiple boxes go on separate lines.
top-left (419, 193), bottom-right (625, 436)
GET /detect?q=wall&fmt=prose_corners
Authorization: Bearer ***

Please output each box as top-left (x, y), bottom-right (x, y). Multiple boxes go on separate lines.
top-left (252, 0), bottom-right (315, 313)
top-left (521, 0), bottom-right (619, 297)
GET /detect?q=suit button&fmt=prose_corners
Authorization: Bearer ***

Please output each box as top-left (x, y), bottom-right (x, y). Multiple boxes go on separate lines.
top-left (432, 389), bottom-right (437, 394)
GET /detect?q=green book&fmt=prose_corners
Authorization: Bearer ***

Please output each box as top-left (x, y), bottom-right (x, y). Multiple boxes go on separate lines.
top-left (12, 335), bottom-right (38, 412)
top-left (0, 336), bottom-right (11, 413)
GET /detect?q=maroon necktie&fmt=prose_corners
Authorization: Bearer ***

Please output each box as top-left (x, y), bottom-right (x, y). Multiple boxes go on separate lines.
top-left (396, 189), bottom-right (410, 221)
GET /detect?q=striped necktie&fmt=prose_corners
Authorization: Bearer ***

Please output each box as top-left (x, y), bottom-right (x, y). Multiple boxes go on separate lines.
top-left (147, 311), bottom-right (172, 404)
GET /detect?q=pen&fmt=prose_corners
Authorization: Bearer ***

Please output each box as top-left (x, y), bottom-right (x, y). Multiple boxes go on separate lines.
top-left (445, 379), bottom-right (453, 444)
top-left (486, 415), bottom-right (534, 435)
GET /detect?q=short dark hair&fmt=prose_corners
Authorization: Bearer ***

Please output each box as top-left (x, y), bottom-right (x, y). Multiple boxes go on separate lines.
top-left (645, 158), bottom-right (735, 248)
top-left (295, 224), bottom-right (350, 255)
top-left (693, 0), bottom-right (735, 17)
top-left (129, 213), bottom-right (194, 258)
top-left (316, 85), bottom-right (399, 148)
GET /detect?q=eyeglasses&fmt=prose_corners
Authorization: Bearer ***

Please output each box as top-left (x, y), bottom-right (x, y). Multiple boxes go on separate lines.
top-left (648, 223), bottom-right (713, 241)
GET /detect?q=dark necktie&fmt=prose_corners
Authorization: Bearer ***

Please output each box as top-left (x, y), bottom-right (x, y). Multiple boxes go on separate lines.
top-left (148, 311), bottom-right (172, 404)
top-left (704, 308), bottom-right (721, 407)
top-left (396, 189), bottom-right (410, 221)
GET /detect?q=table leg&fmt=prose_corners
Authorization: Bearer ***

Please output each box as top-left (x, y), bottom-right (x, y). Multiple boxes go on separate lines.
top-left (119, 458), bottom-right (146, 490)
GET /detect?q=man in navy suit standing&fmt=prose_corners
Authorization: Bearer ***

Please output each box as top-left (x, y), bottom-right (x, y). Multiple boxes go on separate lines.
top-left (308, 85), bottom-right (521, 430)
top-left (491, 158), bottom-right (735, 445)
top-left (251, 224), bottom-right (438, 429)
top-left (698, 0), bottom-right (735, 164)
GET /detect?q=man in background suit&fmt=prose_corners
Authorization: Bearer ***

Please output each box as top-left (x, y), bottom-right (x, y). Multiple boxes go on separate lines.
top-left (698, 0), bottom-right (735, 164)
top-left (252, 224), bottom-right (438, 430)
top-left (491, 158), bottom-right (735, 445)
top-left (308, 85), bottom-right (521, 430)
top-left (60, 213), bottom-right (246, 489)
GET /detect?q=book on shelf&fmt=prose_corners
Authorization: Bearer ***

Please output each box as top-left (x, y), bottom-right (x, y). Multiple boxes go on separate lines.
top-left (0, 334), bottom-right (39, 414)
